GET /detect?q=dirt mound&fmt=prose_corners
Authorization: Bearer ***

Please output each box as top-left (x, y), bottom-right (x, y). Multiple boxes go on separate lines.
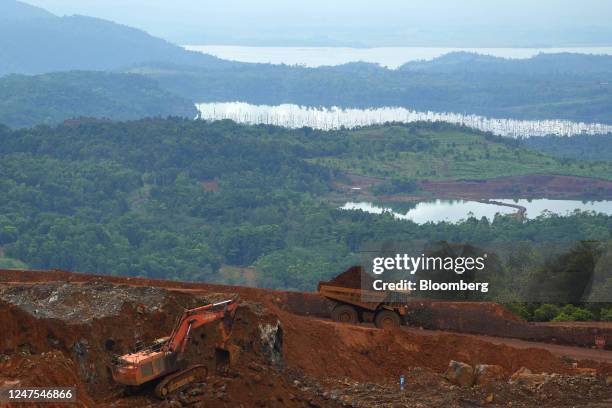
top-left (407, 300), bottom-right (523, 328)
top-left (279, 311), bottom-right (574, 384)
top-left (0, 351), bottom-right (94, 408)
top-left (0, 280), bottom-right (172, 323)
top-left (321, 266), bottom-right (374, 289)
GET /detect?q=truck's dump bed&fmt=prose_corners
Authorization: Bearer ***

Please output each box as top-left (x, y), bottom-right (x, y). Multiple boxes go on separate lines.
top-left (318, 282), bottom-right (388, 311)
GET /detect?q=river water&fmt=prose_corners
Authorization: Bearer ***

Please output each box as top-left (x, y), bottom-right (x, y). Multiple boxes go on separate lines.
top-left (341, 199), bottom-right (612, 224)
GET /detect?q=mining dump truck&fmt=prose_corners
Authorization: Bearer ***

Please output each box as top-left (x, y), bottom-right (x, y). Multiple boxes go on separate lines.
top-left (318, 266), bottom-right (410, 329)
top-left (112, 298), bottom-right (238, 398)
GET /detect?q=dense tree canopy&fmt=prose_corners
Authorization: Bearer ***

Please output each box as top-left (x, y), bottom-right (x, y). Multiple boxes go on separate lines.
top-left (1, 119), bottom-right (611, 296)
top-left (137, 53), bottom-right (612, 124)
top-left (523, 133), bottom-right (612, 162)
top-left (0, 72), bottom-right (197, 128)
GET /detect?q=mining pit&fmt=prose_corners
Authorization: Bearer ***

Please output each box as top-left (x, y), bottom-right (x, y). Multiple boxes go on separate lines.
top-left (0, 269), bottom-right (610, 407)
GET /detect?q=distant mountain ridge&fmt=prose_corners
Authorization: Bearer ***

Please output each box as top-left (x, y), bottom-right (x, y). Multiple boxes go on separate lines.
top-left (2, 1), bottom-right (612, 126)
top-left (0, 0), bottom-right (55, 20)
top-left (400, 52), bottom-right (612, 75)
top-left (0, 1), bottom-right (232, 76)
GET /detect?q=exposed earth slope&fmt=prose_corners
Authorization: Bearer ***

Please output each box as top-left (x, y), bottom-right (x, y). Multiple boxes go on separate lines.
top-left (0, 269), bottom-right (610, 407)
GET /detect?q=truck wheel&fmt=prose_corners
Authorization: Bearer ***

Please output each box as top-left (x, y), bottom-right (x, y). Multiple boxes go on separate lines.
top-left (331, 304), bottom-right (358, 324)
top-left (374, 310), bottom-right (400, 329)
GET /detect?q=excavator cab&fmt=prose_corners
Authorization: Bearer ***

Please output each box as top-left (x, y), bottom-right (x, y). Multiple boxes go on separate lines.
top-left (112, 348), bottom-right (183, 386)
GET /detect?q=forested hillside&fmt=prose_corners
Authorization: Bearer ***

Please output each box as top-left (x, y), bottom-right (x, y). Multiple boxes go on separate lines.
top-left (134, 53), bottom-right (612, 124)
top-left (1, 119), bottom-right (611, 291)
top-left (305, 124), bottom-right (612, 182)
top-left (0, 72), bottom-right (197, 127)
top-left (523, 133), bottom-right (612, 162)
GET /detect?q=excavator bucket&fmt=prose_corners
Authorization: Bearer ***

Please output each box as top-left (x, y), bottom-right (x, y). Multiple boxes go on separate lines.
top-left (216, 297), bottom-right (240, 373)
top-left (215, 347), bottom-right (231, 374)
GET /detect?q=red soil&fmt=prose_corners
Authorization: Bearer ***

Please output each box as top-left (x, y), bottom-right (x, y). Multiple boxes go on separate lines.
top-left (1, 268), bottom-right (611, 407)
top-left (280, 311), bottom-right (573, 383)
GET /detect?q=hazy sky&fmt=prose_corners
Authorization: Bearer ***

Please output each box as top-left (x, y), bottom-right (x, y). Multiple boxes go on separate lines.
top-left (23, 0), bottom-right (612, 47)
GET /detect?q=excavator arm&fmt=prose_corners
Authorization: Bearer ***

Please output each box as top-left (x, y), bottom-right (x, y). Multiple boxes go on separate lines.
top-left (164, 298), bottom-right (238, 355)
top-left (112, 297), bottom-right (239, 394)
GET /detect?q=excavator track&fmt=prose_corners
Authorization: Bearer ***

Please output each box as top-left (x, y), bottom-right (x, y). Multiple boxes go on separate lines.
top-left (154, 364), bottom-right (208, 398)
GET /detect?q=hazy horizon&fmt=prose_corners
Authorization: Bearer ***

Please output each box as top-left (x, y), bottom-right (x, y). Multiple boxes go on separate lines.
top-left (22, 0), bottom-right (612, 47)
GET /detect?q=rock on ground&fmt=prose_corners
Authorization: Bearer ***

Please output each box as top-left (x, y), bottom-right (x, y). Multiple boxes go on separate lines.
top-left (444, 360), bottom-right (474, 387)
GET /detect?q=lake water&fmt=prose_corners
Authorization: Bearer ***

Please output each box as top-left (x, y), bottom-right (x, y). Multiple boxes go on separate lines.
top-left (196, 102), bottom-right (612, 138)
top-left (184, 45), bottom-right (612, 69)
top-left (341, 200), bottom-right (612, 224)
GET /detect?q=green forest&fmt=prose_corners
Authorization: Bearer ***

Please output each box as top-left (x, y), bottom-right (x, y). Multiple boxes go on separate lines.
top-left (134, 53), bottom-right (612, 124)
top-left (523, 133), bottom-right (612, 162)
top-left (3, 53), bottom-right (612, 128)
top-left (307, 124), bottom-right (612, 181)
top-left (0, 72), bottom-right (197, 128)
top-left (0, 118), bottom-right (610, 293)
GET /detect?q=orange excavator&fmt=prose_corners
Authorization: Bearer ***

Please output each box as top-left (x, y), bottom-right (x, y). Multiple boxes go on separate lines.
top-left (112, 298), bottom-right (238, 397)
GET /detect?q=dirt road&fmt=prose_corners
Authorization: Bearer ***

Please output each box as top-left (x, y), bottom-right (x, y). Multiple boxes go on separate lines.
top-left (401, 326), bottom-right (612, 364)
